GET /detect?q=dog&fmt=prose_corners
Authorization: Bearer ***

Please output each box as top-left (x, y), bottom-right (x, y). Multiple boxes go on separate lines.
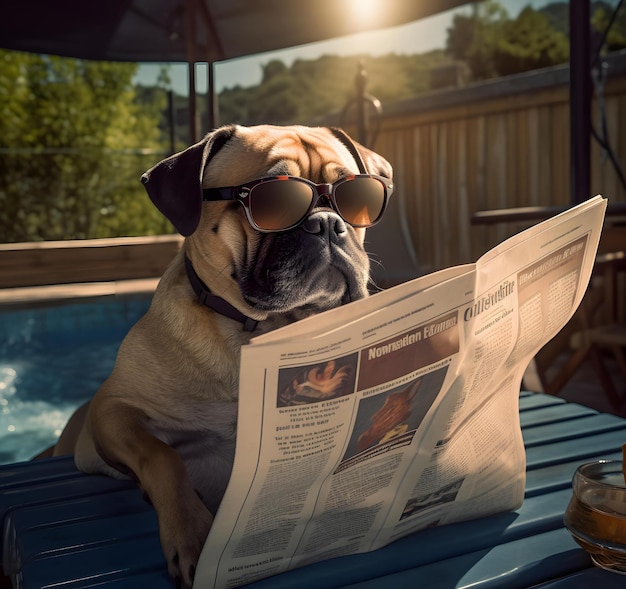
top-left (44, 125), bottom-right (393, 588)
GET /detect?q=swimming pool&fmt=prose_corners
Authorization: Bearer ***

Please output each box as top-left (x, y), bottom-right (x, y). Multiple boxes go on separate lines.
top-left (0, 294), bottom-right (151, 465)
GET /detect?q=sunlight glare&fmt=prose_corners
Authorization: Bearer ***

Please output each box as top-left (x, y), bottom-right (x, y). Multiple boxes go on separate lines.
top-left (349, 0), bottom-right (382, 29)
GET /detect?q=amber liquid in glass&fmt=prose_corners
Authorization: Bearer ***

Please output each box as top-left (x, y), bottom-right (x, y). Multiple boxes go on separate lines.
top-left (564, 494), bottom-right (626, 571)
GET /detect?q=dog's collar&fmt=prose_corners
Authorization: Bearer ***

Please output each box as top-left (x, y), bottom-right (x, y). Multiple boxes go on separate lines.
top-left (184, 255), bottom-right (258, 332)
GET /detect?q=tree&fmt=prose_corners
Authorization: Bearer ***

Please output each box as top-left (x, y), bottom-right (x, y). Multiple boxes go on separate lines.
top-left (446, 1), bottom-right (570, 81)
top-left (493, 8), bottom-right (569, 76)
top-left (0, 50), bottom-right (170, 242)
top-left (445, 1), bottom-right (510, 80)
top-left (261, 59), bottom-right (289, 82)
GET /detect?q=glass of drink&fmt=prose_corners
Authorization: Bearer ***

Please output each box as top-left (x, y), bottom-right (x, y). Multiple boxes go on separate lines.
top-left (564, 460), bottom-right (626, 574)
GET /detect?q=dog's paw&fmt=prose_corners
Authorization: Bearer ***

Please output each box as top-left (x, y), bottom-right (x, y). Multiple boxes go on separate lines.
top-left (161, 493), bottom-right (214, 588)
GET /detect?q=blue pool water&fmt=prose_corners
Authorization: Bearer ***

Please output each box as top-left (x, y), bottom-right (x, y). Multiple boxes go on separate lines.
top-left (0, 294), bottom-right (151, 465)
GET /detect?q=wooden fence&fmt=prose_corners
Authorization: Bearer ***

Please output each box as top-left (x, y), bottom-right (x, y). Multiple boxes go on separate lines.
top-left (0, 235), bottom-right (182, 289)
top-left (2, 52), bottom-right (626, 289)
top-left (336, 51), bottom-right (626, 275)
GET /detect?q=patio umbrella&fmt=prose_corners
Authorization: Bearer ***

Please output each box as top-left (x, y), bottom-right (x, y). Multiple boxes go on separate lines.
top-left (0, 0), bottom-right (472, 64)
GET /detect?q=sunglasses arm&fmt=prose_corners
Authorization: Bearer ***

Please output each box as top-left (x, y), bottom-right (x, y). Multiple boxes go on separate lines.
top-left (202, 187), bottom-right (236, 202)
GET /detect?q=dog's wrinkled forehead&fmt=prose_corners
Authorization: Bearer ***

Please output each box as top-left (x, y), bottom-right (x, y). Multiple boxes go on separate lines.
top-left (202, 126), bottom-right (361, 188)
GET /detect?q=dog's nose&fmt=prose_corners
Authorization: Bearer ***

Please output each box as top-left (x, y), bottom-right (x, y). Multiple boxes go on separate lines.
top-left (301, 211), bottom-right (347, 236)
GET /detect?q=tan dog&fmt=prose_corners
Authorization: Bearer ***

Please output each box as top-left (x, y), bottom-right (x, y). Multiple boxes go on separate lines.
top-left (46, 125), bottom-right (393, 588)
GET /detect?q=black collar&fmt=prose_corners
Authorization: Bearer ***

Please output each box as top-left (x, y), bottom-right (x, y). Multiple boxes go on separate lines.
top-left (184, 255), bottom-right (259, 332)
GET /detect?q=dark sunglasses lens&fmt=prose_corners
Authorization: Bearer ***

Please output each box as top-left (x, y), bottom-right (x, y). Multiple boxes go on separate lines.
top-left (249, 180), bottom-right (314, 230)
top-left (334, 177), bottom-right (386, 227)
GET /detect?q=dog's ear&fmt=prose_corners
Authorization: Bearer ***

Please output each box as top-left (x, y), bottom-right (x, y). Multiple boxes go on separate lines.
top-left (358, 145), bottom-right (393, 180)
top-left (327, 127), bottom-right (393, 180)
top-left (141, 125), bottom-right (237, 236)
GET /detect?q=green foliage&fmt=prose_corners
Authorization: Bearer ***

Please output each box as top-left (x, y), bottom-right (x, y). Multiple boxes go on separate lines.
top-left (537, 1), bottom-right (569, 35)
top-left (445, 0), bottom-right (626, 82)
top-left (541, 1), bottom-right (626, 44)
top-left (592, 2), bottom-right (626, 54)
top-left (445, 0), bottom-right (511, 80)
top-left (0, 50), bottom-right (171, 242)
top-left (494, 8), bottom-right (569, 76)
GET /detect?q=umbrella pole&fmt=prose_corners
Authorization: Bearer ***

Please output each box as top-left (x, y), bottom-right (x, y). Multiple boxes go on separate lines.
top-left (186, 0), bottom-right (197, 143)
top-left (207, 61), bottom-right (218, 130)
top-left (187, 62), bottom-right (197, 144)
top-left (195, 0), bottom-right (222, 132)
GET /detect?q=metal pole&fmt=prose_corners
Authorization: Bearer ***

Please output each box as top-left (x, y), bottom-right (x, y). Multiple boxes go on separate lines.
top-left (207, 61), bottom-right (218, 130)
top-left (569, 0), bottom-right (591, 204)
top-left (186, 0), bottom-right (197, 143)
top-left (167, 89), bottom-right (176, 154)
top-left (187, 63), bottom-right (197, 144)
top-left (195, 0), bottom-right (223, 132)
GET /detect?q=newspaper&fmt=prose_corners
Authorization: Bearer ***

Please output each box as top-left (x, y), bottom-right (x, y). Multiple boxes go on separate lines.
top-left (194, 195), bottom-right (607, 589)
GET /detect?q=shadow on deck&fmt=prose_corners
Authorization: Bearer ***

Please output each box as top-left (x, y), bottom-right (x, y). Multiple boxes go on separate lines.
top-left (547, 351), bottom-right (626, 418)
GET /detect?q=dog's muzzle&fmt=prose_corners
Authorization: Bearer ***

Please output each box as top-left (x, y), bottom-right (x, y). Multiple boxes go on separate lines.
top-left (239, 210), bottom-right (370, 313)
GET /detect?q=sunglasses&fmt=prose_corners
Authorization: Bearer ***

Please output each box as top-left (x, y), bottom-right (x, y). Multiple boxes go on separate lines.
top-left (202, 174), bottom-right (393, 232)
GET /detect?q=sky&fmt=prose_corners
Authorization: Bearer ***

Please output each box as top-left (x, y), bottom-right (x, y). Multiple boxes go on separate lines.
top-left (134, 0), bottom-right (554, 95)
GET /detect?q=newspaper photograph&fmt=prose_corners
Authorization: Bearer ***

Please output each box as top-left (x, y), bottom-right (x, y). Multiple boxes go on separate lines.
top-left (194, 195), bottom-right (607, 589)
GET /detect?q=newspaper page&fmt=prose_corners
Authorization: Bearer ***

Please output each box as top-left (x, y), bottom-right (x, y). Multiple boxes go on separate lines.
top-left (194, 195), bottom-right (607, 589)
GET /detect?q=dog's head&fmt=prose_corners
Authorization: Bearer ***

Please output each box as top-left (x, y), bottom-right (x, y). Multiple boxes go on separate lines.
top-left (141, 125), bottom-right (393, 325)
